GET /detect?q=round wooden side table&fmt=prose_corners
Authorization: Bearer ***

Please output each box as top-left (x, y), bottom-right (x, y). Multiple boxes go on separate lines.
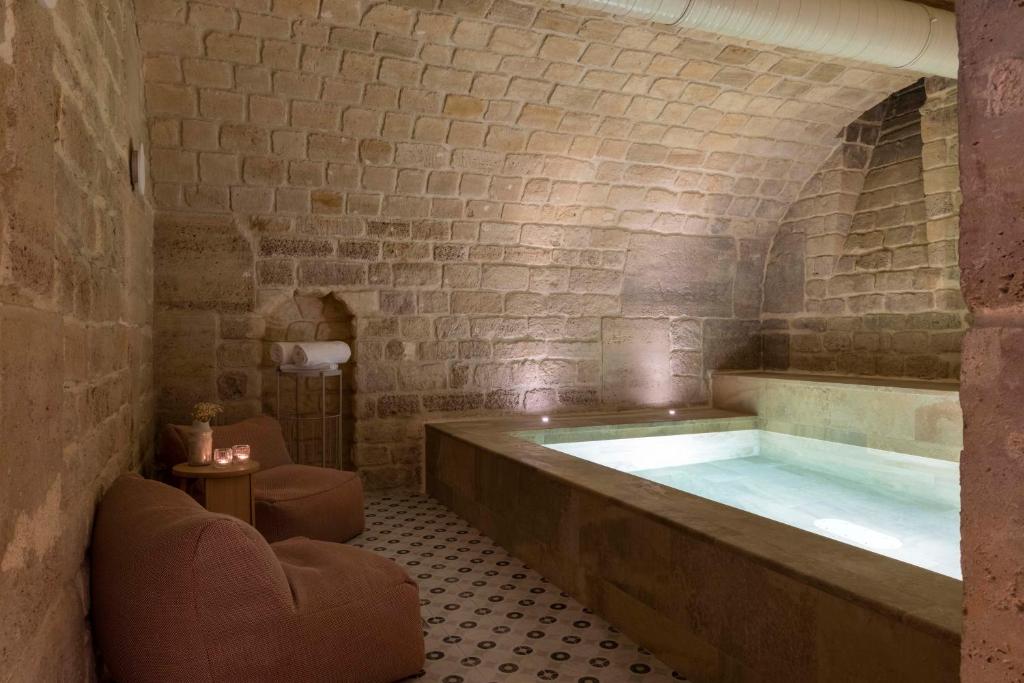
top-left (172, 460), bottom-right (261, 525)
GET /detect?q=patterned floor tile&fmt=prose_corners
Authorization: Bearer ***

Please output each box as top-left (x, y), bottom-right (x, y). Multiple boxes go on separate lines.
top-left (350, 494), bottom-right (688, 683)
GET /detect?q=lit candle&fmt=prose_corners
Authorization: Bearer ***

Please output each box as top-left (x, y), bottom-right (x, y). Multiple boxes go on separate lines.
top-left (213, 448), bottom-right (233, 468)
top-left (232, 444), bottom-right (251, 463)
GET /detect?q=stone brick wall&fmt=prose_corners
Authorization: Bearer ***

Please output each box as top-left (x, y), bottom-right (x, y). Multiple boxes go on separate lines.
top-left (0, 1), bottom-right (152, 679)
top-left (762, 78), bottom-right (966, 378)
top-left (136, 0), bottom-right (919, 487)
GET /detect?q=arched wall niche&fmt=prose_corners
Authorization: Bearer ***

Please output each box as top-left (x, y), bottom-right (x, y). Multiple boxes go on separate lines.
top-left (258, 290), bottom-right (356, 470)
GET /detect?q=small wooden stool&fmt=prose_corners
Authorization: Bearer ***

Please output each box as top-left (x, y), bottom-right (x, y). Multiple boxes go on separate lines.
top-left (172, 461), bottom-right (261, 524)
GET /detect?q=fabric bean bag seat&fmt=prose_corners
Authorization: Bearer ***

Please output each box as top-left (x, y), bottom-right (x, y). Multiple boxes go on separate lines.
top-left (159, 415), bottom-right (364, 543)
top-left (91, 474), bottom-right (424, 683)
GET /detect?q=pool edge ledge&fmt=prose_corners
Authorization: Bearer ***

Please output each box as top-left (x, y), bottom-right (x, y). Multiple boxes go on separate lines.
top-left (425, 412), bottom-right (960, 683)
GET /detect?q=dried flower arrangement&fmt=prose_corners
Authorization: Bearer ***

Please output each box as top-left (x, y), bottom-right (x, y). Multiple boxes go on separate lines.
top-left (191, 402), bottom-right (224, 424)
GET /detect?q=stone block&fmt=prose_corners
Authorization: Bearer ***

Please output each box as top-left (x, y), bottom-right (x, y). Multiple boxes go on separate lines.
top-left (297, 262), bottom-right (367, 287)
top-left (670, 350), bottom-right (702, 376)
top-left (601, 318), bottom-right (674, 406)
top-left (762, 333), bottom-right (790, 370)
top-left (481, 265), bottom-right (530, 290)
top-left (221, 124), bottom-right (270, 153)
top-left (452, 291), bottom-right (502, 314)
top-left (259, 237), bottom-right (334, 258)
top-left (398, 362), bottom-right (448, 391)
top-left (337, 241), bottom-right (381, 261)
top-left (155, 214), bottom-right (253, 312)
top-left (735, 239), bottom-right (768, 318)
top-left (393, 263), bottom-right (441, 287)
top-left (293, 101), bottom-right (341, 130)
top-left (892, 245), bottom-right (930, 269)
top-left (154, 310), bottom-right (219, 408)
top-left (309, 133), bottom-right (358, 161)
top-left (444, 265), bottom-right (482, 289)
top-left (205, 32), bottom-right (259, 63)
top-left (242, 156), bottom-right (286, 186)
top-left (220, 316), bottom-right (266, 340)
top-left (423, 393), bottom-right (485, 412)
top-left (1, 305), bottom-right (64, 529)
top-left (459, 341), bottom-right (492, 359)
top-left (484, 389), bottom-right (521, 410)
top-left (309, 189), bottom-right (346, 214)
top-left (828, 274), bottom-right (875, 297)
top-left (444, 95), bottom-right (486, 119)
top-left (622, 234), bottom-right (735, 317)
top-left (885, 292), bottom-right (933, 313)
top-left (569, 268), bottom-right (621, 294)
top-left (529, 267), bottom-right (568, 293)
top-left (703, 319), bottom-right (762, 370)
top-left (377, 395), bottom-right (421, 417)
top-left (468, 319), bottom-right (524, 342)
top-left (762, 232), bottom-right (805, 313)
top-left (218, 340), bottom-right (261, 368)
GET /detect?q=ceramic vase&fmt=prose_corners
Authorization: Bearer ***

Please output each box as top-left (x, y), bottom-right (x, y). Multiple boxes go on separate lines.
top-left (187, 420), bottom-right (213, 466)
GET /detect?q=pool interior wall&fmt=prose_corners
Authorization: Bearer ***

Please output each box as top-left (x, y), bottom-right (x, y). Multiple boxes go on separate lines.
top-left (542, 429), bottom-right (960, 579)
top-left (711, 372), bottom-right (962, 461)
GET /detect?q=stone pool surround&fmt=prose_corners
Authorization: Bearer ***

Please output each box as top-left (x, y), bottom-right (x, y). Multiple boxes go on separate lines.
top-left (426, 397), bottom-right (961, 681)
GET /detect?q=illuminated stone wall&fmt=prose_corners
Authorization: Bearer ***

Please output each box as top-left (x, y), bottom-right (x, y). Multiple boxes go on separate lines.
top-left (137, 0), bottom-right (917, 487)
top-left (0, 0), bottom-right (153, 677)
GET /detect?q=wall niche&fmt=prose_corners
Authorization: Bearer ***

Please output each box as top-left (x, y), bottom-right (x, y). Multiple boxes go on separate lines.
top-left (260, 292), bottom-right (355, 470)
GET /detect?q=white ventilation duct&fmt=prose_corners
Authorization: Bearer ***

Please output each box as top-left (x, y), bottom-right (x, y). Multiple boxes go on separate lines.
top-left (560, 0), bottom-right (957, 78)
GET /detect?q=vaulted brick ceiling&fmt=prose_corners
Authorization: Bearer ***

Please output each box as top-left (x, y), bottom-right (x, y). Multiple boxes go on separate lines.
top-left (140, 0), bottom-right (922, 243)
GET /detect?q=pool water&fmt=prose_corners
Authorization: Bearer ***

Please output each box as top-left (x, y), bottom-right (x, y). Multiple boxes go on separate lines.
top-left (544, 429), bottom-right (961, 579)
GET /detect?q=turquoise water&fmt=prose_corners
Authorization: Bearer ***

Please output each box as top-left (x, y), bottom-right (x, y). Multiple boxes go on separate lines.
top-left (545, 429), bottom-right (961, 579)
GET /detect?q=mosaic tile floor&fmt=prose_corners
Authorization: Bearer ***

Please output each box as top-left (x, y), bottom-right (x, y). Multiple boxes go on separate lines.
top-left (350, 494), bottom-right (688, 683)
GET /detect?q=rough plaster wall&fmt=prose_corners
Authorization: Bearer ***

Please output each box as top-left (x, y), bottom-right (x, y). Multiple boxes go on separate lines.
top-left (135, 0), bottom-right (917, 488)
top-left (762, 78), bottom-right (966, 379)
top-left (0, 1), bottom-right (153, 680)
top-left (958, 2), bottom-right (1024, 680)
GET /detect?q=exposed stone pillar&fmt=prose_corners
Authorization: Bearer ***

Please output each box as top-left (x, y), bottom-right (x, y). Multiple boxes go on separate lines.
top-left (957, 4), bottom-right (1024, 679)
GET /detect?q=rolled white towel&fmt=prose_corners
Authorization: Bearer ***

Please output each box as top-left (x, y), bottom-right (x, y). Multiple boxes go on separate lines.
top-left (293, 341), bottom-right (352, 366)
top-left (270, 342), bottom-right (299, 364)
top-left (279, 362), bottom-right (338, 372)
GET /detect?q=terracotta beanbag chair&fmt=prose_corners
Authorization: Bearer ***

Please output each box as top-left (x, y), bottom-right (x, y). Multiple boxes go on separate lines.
top-left (159, 415), bottom-right (364, 543)
top-left (91, 474), bottom-right (424, 683)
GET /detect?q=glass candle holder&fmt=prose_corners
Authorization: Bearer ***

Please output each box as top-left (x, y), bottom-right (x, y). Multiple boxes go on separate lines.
top-left (213, 448), bottom-right (233, 468)
top-left (232, 444), bottom-right (251, 463)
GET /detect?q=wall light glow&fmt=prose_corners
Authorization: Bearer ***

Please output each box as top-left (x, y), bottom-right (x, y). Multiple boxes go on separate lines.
top-left (668, 409), bottom-right (676, 416)
top-left (541, 416), bottom-right (550, 423)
